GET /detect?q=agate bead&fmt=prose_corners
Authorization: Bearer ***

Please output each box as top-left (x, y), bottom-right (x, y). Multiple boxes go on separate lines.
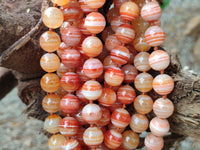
top-left (42, 93), bottom-right (60, 113)
top-left (40, 31), bottom-right (61, 53)
top-left (51, 0), bottom-right (69, 6)
top-left (130, 113), bottom-right (149, 133)
top-left (117, 85), bottom-right (136, 104)
top-left (144, 133), bottom-right (164, 150)
top-left (82, 103), bottom-right (102, 124)
top-left (79, 18), bottom-right (91, 35)
top-left (60, 21), bottom-right (71, 34)
top-left (48, 134), bottom-right (66, 150)
top-left (98, 88), bottom-right (117, 107)
top-left (134, 95), bottom-right (153, 114)
top-left (133, 36), bottom-right (151, 52)
top-left (120, 2), bottom-right (139, 21)
top-left (104, 129), bottom-right (122, 149)
top-left (153, 74), bottom-right (174, 95)
top-left (44, 114), bottom-right (62, 134)
top-left (149, 50), bottom-right (170, 71)
top-left (144, 26), bottom-right (165, 47)
top-left (105, 35), bottom-right (121, 52)
top-left (96, 107), bottom-right (111, 126)
top-left (110, 16), bottom-right (126, 32)
top-left (42, 7), bottom-right (64, 29)
top-left (132, 16), bottom-right (150, 35)
top-left (103, 56), bottom-right (115, 70)
top-left (57, 63), bottom-right (71, 78)
top-left (79, 0), bottom-right (96, 14)
top-left (134, 52), bottom-right (151, 72)
top-left (61, 139), bottom-right (81, 150)
top-left (85, 0), bottom-right (105, 9)
top-left (122, 64), bottom-right (138, 83)
top-left (134, 73), bottom-right (153, 93)
top-left (41, 73), bottom-right (60, 93)
top-left (83, 127), bottom-right (104, 148)
top-left (76, 87), bottom-right (88, 103)
top-left (122, 130), bottom-right (140, 150)
top-left (153, 98), bottom-right (174, 118)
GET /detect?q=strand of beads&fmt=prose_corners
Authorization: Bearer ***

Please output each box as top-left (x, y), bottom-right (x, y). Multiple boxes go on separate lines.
top-left (40, 1), bottom-right (67, 150)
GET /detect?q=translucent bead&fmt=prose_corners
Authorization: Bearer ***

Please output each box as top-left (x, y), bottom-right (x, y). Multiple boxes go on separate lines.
top-left (133, 36), bottom-right (151, 52)
top-left (61, 139), bottom-right (81, 150)
top-left (60, 94), bottom-right (80, 114)
top-left (82, 80), bottom-right (102, 101)
top-left (72, 106), bottom-right (88, 125)
top-left (41, 73), bottom-right (60, 93)
top-left (122, 130), bottom-right (140, 150)
top-left (105, 35), bottom-right (121, 52)
top-left (42, 93), bottom-right (60, 113)
top-left (153, 74), bottom-right (174, 95)
top-left (76, 65), bottom-right (91, 82)
top-left (44, 114), bottom-right (61, 134)
top-left (82, 36), bottom-right (103, 57)
top-left (83, 58), bottom-right (103, 79)
top-left (40, 53), bottom-right (60, 73)
top-left (116, 24), bottom-right (135, 44)
top-left (141, 1), bottom-right (162, 22)
top-left (134, 52), bottom-right (151, 72)
top-left (104, 66), bottom-right (124, 86)
top-left (111, 108), bottom-right (130, 128)
top-left (122, 64), bottom-right (138, 83)
top-left (60, 21), bottom-right (71, 34)
top-left (79, 0), bottom-right (96, 14)
top-left (103, 56), bottom-right (115, 70)
top-left (60, 72), bottom-right (81, 92)
top-left (120, 2), bottom-right (139, 21)
top-left (61, 26), bottom-right (81, 47)
top-left (132, 16), bottom-right (150, 35)
top-left (108, 100), bottom-right (123, 112)
top-left (110, 16), bottom-right (126, 32)
top-left (108, 123), bottom-right (125, 133)
top-left (106, 7), bottom-right (119, 23)
top-left (61, 49), bottom-right (81, 68)
top-left (51, 0), bottom-right (69, 6)
top-left (57, 42), bottom-right (69, 58)
top-left (59, 117), bottom-right (79, 136)
top-left (98, 88), bottom-right (117, 107)
top-left (144, 133), bottom-right (164, 150)
top-left (114, 0), bottom-right (131, 10)
top-left (150, 117), bottom-right (170, 137)
top-left (79, 18), bottom-right (91, 36)
top-left (117, 85), bottom-right (136, 104)
top-left (153, 98), bottom-right (174, 118)
top-left (144, 26), bottom-right (165, 47)
top-left (134, 73), bottom-right (153, 93)
top-left (149, 50), bottom-right (170, 71)
top-left (130, 113), bottom-right (149, 133)
top-left (42, 7), bottom-right (64, 29)
top-left (111, 45), bottom-right (130, 65)
top-left (83, 127), bottom-right (104, 148)
top-left (82, 103), bottom-right (102, 124)
top-left (85, 12), bottom-right (106, 34)
top-left (48, 134), bottom-right (66, 150)
top-left (40, 31), bottom-right (61, 53)
top-left (85, 0), bottom-right (105, 9)
top-left (57, 63), bottom-right (71, 78)
top-left (104, 129), bottom-right (122, 149)
top-left (96, 107), bottom-right (111, 126)
top-left (101, 26), bottom-right (115, 42)
top-left (134, 95), bottom-right (153, 114)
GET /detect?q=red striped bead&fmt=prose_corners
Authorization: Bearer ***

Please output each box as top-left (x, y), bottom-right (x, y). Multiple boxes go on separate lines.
top-left (108, 123), bottom-right (125, 133)
top-left (60, 94), bottom-right (80, 114)
top-left (114, 0), bottom-right (130, 10)
top-left (60, 21), bottom-right (71, 34)
top-left (111, 46), bottom-right (130, 65)
top-left (117, 85), bottom-right (136, 104)
top-left (122, 64), bottom-right (138, 84)
top-left (85, 0), bottom-right (105, 9)
top-left (79, 0), bottom-right (96, 14)
top-left (98, 88), bottom-right (117, 107)
top-left (104, 129), bottom-right (122, 149)
top-left (105, 34), bottom-right (122, 52)
top-left (96, 107), bottom-right (111, 126)
top-left (61, 139), bottom-right (81, 150)
top-left (57, 63), bottom-right (71, 78)
top-left (111, 16), bottom-right (126, 32)
top-left (120, 2), bottom-right (139, 21)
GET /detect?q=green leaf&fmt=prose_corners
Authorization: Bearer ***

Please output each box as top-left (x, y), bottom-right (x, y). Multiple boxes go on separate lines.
top-left (161, 0), bottom-right (171, 9)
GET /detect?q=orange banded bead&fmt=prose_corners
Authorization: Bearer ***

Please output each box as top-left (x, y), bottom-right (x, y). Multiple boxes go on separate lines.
top-left (144, 133), bottom-right (164, 150)
top-left (134, 52), bottom-right (151, 72)
top-left (44, 114), bottom-right (62, 134)
top-left (42, 93), bottom-right (60, 113)
top-left (104, 129), bottom-right (122, 149)
top-left (122, 64), bottom-right (138, 84)
top-left (134, 95), bottom-right (153, 114)
top-left (98, 88), bottom-right (117, 107)
top-left (85, 0), bottom-right (105, 9)
top-left (120, 2), bottom-right (139, 21)
top-left (61, 139), bottom-right (81, 150)
top-left (122, 130), bottom-right (140, 150)
top-left (48, 134), bottom-right (66, 150)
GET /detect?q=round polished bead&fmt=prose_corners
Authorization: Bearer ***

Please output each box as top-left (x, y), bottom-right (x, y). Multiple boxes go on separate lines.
top-left (108, 100), bottom-right (123, 112)
top-left (110, 16), bottom-right (126, 32)
top-left (104, 129), bottom-right (122, 149)
top-left (111, 108), bottom-right (130, 128)
top-left (85, 0), bottom-right (105, 9)
top-left (117, 85), bottom-right (136, 104)
top-left (40, 53), bottom-right (60, 73)
top-left (72, 106), bottom-right (88, 125)
top-left (96, 107), bottom-right (111, 126)
top-left (60, 72), bottom-right (81, 92)
top-left (61, 26), bottom-right (81, 47)
top-left (83, 58), bottom-right (103, 79)
top-left (82, 36), bottom-right (103, 57)
top-left (132, 16), bottom-right (150, 35)
top-left (103, 56), bottom-right (115, 70)
top-left (150, 117), bottom-right (170, 137)
top-left (76, 87), bottom-right (89, 103)
top-left (134, 52), bottom-right (151, 72)
top-left (105, 35), bottom-right (121, 52)
top-left (101, 26), bottom-right (115, 42)
top-left (134, 95), bottom-right (153, 114)
top-left (57, 42), bottom-right (69, 58)
top-left (85, 12), bottom-right (106, 34)
top-left (153, 98), bottom-right (174, 118)
top-left (57, 63), bottom-right (71, 78)
top-left (42, 7), bottom-right (64, 28)
top-left (134, 73), bottom-right (153, 93)
top-left (76, 65), bottom-right (90, 82)
top-left (48, 134), bottom-right (66, 150)
top-left (51, 0), bottom-right (69, 6)
top-left (98, 88), bottom-right (117, 107)
top-left (79, 18), bottom-right (91, 35)
top-left (82, 103), bottom-right (102, 124)
top-left (60, 22), bottom-right (71, 34)
top-left (133, 36), bottom-right (151, 52)
top-left (141, 1), bottom-right (161, 22)
top-left (120, 2), bottom-right (139, 21)
top-left (104, 67), bottom-right (124, 86)
top-left (79, 0), bottom-right (96, 14)
top-left (82, 80), bottom-right (102, 101)
top-left (122, 64), bottom-right (138, 83)
top-left (61, 139), bottom-right (81, 150)
top-left (44, 114), bottom-right (61, 134)
top-left (40, 31), bottom-right (61, 52)
top-left (60, 94), bottom-right (80, 114)
top-left (153, 74), bottom-right (174, 95)
top-left (130, 113), bottom-right (149, 133)
top-left (83, 127), bottom-right (104, 148)
top-left (111, 45), bottom-right (130, 65)
top-left (149, 50), bottom-right (170, 71)
top-left (144, 26), bottom-right (165, 47)
top-left (144, 133), bottom-right (164, 150)
top-left (122, 130), bottom-right (140, 150)
top-left (41, 73), bottom-right (60, 93)
top-left (59, 117), bottom-right (79, 136)
top-left (42, 93), bottom-right (60, 113)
